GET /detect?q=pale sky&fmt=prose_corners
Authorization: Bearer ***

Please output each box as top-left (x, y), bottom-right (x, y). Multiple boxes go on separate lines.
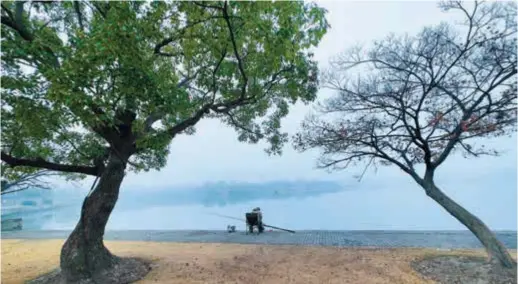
top-left (121, 0), bottom-right (515, 187)
top-left (44, 1), bottom-right (516, 231)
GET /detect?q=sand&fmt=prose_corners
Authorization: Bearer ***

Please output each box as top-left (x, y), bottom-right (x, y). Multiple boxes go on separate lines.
top-left (1, 239), bottom-right (517, 284)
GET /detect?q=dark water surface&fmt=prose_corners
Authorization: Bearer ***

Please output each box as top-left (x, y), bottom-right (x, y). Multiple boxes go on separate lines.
top-left (2, 230), bottom-right (516, 249)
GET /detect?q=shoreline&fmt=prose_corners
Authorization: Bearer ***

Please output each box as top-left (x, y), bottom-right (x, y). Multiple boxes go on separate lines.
top-left (3, 229), bottom-right (517, 233)
top-left (2, 239), bottom-right (517, 284)
top-left (2, 230), bottom-right (516, 250)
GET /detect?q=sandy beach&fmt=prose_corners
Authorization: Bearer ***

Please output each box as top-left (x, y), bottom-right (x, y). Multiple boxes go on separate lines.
top-left (1, 239), bottom-right (516, 284)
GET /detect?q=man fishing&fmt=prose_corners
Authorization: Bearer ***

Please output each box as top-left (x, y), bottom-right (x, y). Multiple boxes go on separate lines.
top-left (209, 212), bottom-right (295, 233)
top-left (251, 207), bottom-right (265, 233)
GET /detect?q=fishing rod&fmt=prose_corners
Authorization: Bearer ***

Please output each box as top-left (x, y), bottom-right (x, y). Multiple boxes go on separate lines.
top-left (208, 212), bottom-right (296, 233)
top-left (210, 213), bottom-right (242, 222)
top-left (262, 224), bottom-right (296, 234)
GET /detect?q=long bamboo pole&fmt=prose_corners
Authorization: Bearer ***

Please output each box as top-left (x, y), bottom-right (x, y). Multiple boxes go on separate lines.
top-left (262, 224), bottom-right (295, 233)
top-left (209, 213), bottom-right (296, 233)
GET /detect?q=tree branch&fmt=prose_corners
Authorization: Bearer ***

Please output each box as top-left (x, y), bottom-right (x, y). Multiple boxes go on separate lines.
top-left (432, 69), bottom-right (517, 168)
top-left (167, 105), bottom-right (210, 138)
top-left (143, 63), bottom-right (214, 133)
top-left (1, 2), bottom-right (60, 68)
top-left (1, 152), bottom-right (99, 176)
top-left (74, 1), bottom-right (85, 31)
top-left (222, 1), bottom-right (248, 100)
top-left (1, 186), bottom-right (32, 195)
top-left (1, 169), bottom-right (57, 194)
top-left (154, 16), bottom-right (226, 56)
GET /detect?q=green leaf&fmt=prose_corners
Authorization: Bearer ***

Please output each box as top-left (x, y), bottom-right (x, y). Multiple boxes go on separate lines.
top-left (1, 0), bottom-right (328, 176)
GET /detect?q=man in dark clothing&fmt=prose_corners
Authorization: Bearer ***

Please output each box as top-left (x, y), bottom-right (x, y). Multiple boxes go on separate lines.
top-left (251, 207), bottom-right (264, 233)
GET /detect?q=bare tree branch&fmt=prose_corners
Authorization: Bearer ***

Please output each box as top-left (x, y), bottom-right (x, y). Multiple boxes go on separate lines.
top-left (1, 170), bottom-right (58, 195)
top-left (295, 0), bottom-right (517, 180)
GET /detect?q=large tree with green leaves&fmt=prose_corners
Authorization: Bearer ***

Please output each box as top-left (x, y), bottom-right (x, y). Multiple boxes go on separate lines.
top-left (1, 1), bottom-right (328, 282)
top-left (294, 1), bottom-right (516, 268)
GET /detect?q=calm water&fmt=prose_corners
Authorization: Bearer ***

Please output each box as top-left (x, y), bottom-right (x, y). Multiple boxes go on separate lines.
top-left (10, 187), bottom-right (515, 232)
top-left (2, 230), bottom-right (516, 249)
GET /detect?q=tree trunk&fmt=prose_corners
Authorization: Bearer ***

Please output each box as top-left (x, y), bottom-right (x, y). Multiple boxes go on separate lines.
top-left (423, 181), bottom-right (516, 269)
top-left (58, 152), bottom-right (149, 283)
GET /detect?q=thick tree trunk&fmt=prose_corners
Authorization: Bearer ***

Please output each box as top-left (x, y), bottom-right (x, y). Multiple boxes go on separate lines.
top-left (423, 181), bottom-right (516, 269)
top-left (58, 152), bottom-right (149, 283)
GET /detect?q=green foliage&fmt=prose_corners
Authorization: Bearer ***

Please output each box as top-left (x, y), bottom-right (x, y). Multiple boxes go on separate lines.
top-left (1, 1), bottom-right (328, 176)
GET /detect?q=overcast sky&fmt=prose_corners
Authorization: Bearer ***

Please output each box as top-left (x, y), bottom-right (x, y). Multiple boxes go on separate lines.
top-left (45, 1), bottom-right (516, 231)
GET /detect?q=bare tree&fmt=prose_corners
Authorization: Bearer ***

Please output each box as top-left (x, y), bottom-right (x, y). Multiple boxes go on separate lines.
top-left (1, 170), bottom-right (58, 195)
top-left (294, 1), bottom-right (517, 268)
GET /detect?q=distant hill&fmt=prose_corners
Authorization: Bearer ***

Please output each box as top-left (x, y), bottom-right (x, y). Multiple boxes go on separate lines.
top-left (115, 180), bottom-right (345, 209)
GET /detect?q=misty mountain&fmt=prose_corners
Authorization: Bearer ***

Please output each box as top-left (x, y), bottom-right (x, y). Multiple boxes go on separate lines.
top-left (115, 180), bottom-right (345, 209)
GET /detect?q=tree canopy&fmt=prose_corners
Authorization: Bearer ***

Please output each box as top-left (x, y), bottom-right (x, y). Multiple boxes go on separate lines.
top-left (293, 0), bottom-right (517, 268)
top-left (295, 1), bottom-right (516, 180)
top-left (1, 1), bottom-right (328, 178)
